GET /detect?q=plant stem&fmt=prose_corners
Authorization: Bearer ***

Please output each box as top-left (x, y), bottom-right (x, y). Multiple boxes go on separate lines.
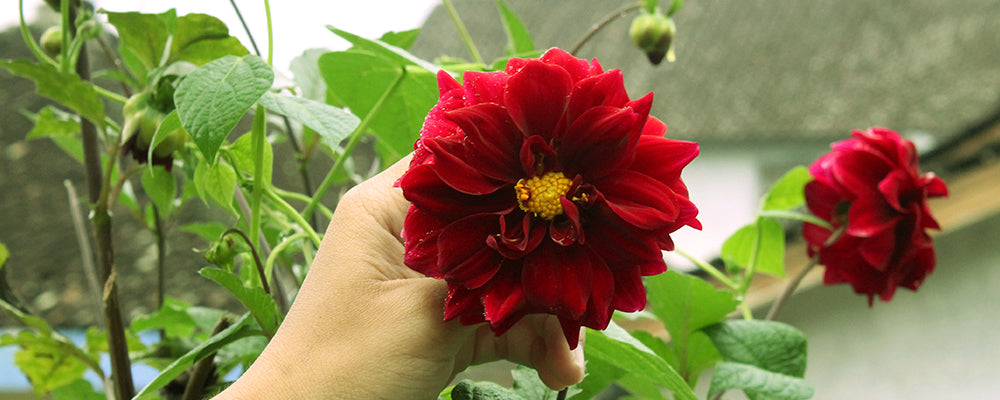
top-left (228, 0), bottom-right (262, 57)
top-left (765, 225), bottom-right (847, 321)
top-left (738, 217), bottom-right (764, 294)
top-left (72, 3), bottom-right (135, 396)
top-left (675, 248), bottom-right (738, 289)
top-left (758, 209), bottom-right (832, 230)
top-left (443, 0), bottom-right (484, 64)
top-left (64, 180), bottom-right (103, 326)
top-left (18, 0), bottom-right (57, 66)
top-left (223, 229), bottom-right (270, 295)
top-left (301, 69), bottom-right (406, 220)
top-left (557, 388), bottom-right (568, 400)
top-left (153, 205), bottom-right (167, 341)
top-left (569, 1), bottom-right (643, 56)
top-left (180, 316), bottom-right (232, 400)
top-left (265, 188), bottom-right (321, 247)
top-left (249, 105), bottom-right (267, 252)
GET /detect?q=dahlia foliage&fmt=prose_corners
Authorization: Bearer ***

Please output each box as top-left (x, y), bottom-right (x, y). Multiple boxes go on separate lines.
top-left (803, 128), bottom-right (948, 303)
top-left (398, 48), bottom-right (701, 348)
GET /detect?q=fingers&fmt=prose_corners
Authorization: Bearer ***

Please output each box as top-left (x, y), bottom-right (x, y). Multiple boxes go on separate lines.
top-left (334, 154), bottom-right (413, 240)
top-left (465, 315), bottom-right (586, 390)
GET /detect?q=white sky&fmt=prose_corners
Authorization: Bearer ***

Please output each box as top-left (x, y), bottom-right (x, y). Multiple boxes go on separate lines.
top-left (8, 0), bottom-right (440, 70)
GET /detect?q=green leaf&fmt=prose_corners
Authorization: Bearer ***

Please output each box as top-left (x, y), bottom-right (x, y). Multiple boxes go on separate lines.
top-left (5, 331), bottom-right (88, 396)
top-left (0, 60), bottom-right (105, 128)
top-left (51, 378), bottom-right (104, 400)
top-left (131, 298), bottom-right (198, 339)
top-left (0, 242), bottom-right (8, 270)
top-left (703, 320), bottom-right (808, 378)
top-left (762, 166), bottom-right (811, 211)
top-left (229, 130), bottom-right (273, 185)
top-left (495, 0), bottom-right (535, 56)
top-left (174, 55), bottom-right (273, 161)
top-left (199, 268), bottom-right (280, 336)
top-left (22, 106), bottom-right (80, 140)
top-left (290, 48), bottom-right (329, 103)
top-left (645, 270), bottom-right (736, 384)
top-left (328, 27), bottom-right (440, 73)
top-left (171, 13), bottom-right (249, 66)
top-left (180, 221), bottom-right (230, 242)
top-left (708, 361), bottom-right (814, 400)
top-left (193, 159), bottom-right (237, 213)
top-left (450, 380), bottom-right (526, 400)
top-left (512, 366), bottom-right (579, 400)
top-left (570, 354), bottom-right (624, 399)
top-left (643, 0), bottom-right (658, 14)
top-left (720, 218), bottom-right (786, 277)
top-left (318, 51), bottom-right (437, 165)
top-left (141, 165), bottom-right (177, 218)
top-left (147, 110), bottom-right (182, 167)
top-left (379, 29), bottom-right (421, 50)
top-left (258, 91), bottom-right (360, 150)
top-left (104, 10), bottom-right (174, 80)
top-left (584, 323), bottom-right (697, 400)
top-left (135, 313), bottom-right (263, 399)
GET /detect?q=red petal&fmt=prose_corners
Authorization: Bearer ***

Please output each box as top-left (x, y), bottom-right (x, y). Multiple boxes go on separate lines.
top-left (566, 70), bottom-right (630, 124)
top-left (560, 319), bottom-right (583, 350)
top-left (504, 60), bottom-right (573, 138)
top-left (444, 284), bottom-right (485, 322)
top-left (482, 269), bottom-right (528, 331)
top-left (846, 195), bottom-right (899, 237)
top-left (522, 242), bottom-right (592, 319)
top-left (425, 138), bottom-right (506, 195)
top-left (539, 47), bottom-right (599, 82)
top-left (446, 103), bottom-right (524, 181)
top-left (437, 214), bottom-right (501, 284)
top-left (804, 180), bottom-right (841, 222)
top-left (585, 256), bottom-right (615, 327)
top-left (436, 69), bottom-right (462, 97)
top-left (642, 116), bottom-right (668, 137)
top-left (559, 106), bottom-right (642, 178)
top-left (610, 266), bottom-right (647, 312)
top-left (595, 170), bottom-right (680, 230)
top-left (585, 206), bottom-right (664, 265)
top-left (461, 70), bottom-right (507, 105)
top-left (550, 198), bottom-right (584, 246)
top-left (400, 164), bottom-right (513, 218)
top-left (401, 208), bottom-right (447, 277)
top-left (923, 173), bottom-right (948, 197)
top-left (488, 211), bottom-right (546, 259)
top-left (631, 136), bottom-right (699, 184)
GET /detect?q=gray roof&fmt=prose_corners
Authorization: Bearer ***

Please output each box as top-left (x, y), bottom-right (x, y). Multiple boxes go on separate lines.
top-left (411, 0), bottom-right (1000, 144)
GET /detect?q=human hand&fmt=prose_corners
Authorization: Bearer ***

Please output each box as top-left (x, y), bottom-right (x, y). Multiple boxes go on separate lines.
top-left (215, 155), bottom-right (585, 400)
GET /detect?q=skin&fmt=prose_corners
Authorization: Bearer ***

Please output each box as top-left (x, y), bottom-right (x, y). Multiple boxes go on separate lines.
top-left (214, 155), bottom-right (585, 400)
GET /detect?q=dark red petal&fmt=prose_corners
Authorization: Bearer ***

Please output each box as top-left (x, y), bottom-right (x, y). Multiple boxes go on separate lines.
top-left (402, 207), bottom-right (448, 277)
top-left (625, 93), bottom-right (654, 121)
top-left (585, 206), bottom-right (664, 265)
top-left (585, 256), bottom-right (615, 327)
top-left (923, 173), bottom-right (948, 198)
top-left (437, 214), bottom-right (501, 283)
top-left (631, 136), bottom-right (699, 184)
top-left (488, 211), bottom-right (546, 259)
top-left (522, 242), bottom-right (592, 319)
top-left (559, 106), bottom-right (642, 178)
top-left (425, 138), bottom-right (506, 195)
top-left (550, 198), bottom-right (584, 246)
top-left (831, 150), bottom-right (892, 193)
top-left (804, 180), bottom-right (841, 222)
top-left (504, 60), bottom-right (573, 138)
top-left (610, 266), bottom-right (647, 312)
top-left (560, 318), bottom-right (583, 350)
top-left (566, 69), bottom-right (630, 124)
top-left (846, 194), bottom-right (899, 237)
top-left (878, 169), bottom-right (914, 212)
top-left (482, 269), bottom-right (528, 330)
top-left (444, 246), bottom-right (503, 289)
top-left (446, 103), bottom-right (524, 181)
top-left (857, 230), bottom-right (895, 271)
top-left (400, 164), bottom-right (513, 218)
top-left (539, 48), bottom-right (598, 82)
top-left (444, 284), bottom-right (485, 322)
top-left (595, 170), bottom-right (680, 230)
top-left (436, 69), bottom-right (462, 97)
top-left (642, 116), bottom-right (668, 137)
top-left (461, 70), bottom-right (507, 105)
top-left (519, 135), bottom-right (557, 177)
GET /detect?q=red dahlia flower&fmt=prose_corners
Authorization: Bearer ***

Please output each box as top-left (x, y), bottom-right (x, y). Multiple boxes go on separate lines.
top-left (398, 48), bottom-right (701, 348)
top-left (804, 128), bottom-right (947, 304)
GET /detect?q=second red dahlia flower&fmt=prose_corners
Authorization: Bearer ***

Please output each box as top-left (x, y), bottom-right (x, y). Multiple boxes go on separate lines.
top-left (804, 128), bottom-right (947, 304)
top-left (398, 48), bottom-right (700, 348)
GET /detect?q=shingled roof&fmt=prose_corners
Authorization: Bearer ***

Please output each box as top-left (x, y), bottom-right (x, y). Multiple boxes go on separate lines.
top-left (410, 0), bottom-right (1000, 145)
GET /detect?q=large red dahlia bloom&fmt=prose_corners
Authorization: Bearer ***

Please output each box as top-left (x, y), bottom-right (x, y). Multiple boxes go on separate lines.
top-left (804, 128), bottom-right (947, 304)
top-left (398, 48), bottom-right (701, 348)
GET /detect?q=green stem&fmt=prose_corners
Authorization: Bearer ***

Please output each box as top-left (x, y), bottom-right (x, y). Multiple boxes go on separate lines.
top-left (442, 0), bottom-right (483, 64)
top-left (94, 85), bottom-right (128, 104)
top-left (264, 231), bottom-right (312, 285)
top-left (675, 248), bottom-right (738, 289)
top-left (249, 105), bottom-right (267, 251)
top-left (301, 69), bottom-right (407, 220)
top-left (739, 217), bottom-right (764, 294)
top-left (265, 188), bottom-right (321, 247)
top-left (224, 228), bottom-right (270, 295)
top-left (739, 301), bottom-right (754, 320)
top-left (765, 224), bottom-right (847, 321)
top-left (759, 209), bottom-right (832, 230)
top-left (18, 0), bottom-right (57, 66)
top-left (263, 0), bottom-right (274, 66)
top-left (59, 0), bottom-right (71, 72)
top-left (272, 186), bottom-right (334, 219)
top-left (569, 1), bottom-right (643, 56)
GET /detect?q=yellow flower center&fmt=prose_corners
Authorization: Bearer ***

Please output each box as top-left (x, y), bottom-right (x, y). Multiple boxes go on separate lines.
top-left (515, 172), bottom-right (573, 220)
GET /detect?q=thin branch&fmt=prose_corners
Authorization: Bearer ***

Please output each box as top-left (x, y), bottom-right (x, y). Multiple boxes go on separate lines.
top-left (227, 0), bottom-right (262, 57)
top-left (180, 316), bottom-right (232, 400)
top-left (223, 229), bottom-right (270, 295)
top-left (569, 2), bottom-right (643, 56)
top-left (765, 225), bottom-right (847, 321)
top-left (442, 0), bottom-right (483, 64)
top-left (64, 180), bottom-right (104, 327)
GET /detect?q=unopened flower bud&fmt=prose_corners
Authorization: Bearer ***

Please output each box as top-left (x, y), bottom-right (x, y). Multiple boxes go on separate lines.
top-left (40, 26), bottom-right (62, 57)
top-left (629, 13), bottom-right (676, 65)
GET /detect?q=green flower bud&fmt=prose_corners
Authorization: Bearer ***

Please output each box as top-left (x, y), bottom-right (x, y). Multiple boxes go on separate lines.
top-left (629, 12), bottom-right (676, 65)
top-left (40, 26), bottom-right (62, 58)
